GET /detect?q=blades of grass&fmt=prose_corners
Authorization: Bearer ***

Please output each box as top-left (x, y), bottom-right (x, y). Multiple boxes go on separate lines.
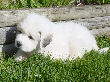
top-left (19, 0), bottom-right (27, 7)
top-left (103, 0), bottom-right (105, 3)
top-left (30, 0), bottom-right (42, 8)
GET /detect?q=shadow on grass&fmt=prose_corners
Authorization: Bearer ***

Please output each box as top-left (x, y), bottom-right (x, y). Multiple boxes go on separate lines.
top-left (2, 25), bottom-right (18, 60)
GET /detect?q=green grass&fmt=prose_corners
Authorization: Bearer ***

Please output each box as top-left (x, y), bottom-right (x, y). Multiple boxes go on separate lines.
top-left (85, 0), bottom-right (110, 5)
top-left (0, 0), bottom-right (110, 10)
top-left (0, 35), bottom-right (110, 81)
top-left (0, 0), bottom-right (72, 9)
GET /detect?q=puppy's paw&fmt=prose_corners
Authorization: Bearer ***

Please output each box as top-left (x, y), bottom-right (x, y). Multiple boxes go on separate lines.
top-left (14, 56), bottom-right (27, 62)
top-left (15, 49), bottom-right (28, 62)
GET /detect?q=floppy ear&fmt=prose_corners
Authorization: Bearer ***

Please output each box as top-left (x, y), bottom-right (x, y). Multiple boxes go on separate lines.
top-left (42, 34), bottom-right (53, 48)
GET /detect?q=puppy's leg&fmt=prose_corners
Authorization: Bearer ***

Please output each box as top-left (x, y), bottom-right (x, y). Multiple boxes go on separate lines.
top-left (15, 49), bottom-right (28, 61)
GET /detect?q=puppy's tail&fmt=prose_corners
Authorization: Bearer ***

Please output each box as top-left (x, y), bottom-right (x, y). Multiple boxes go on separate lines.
top-left (98, 47), bottom-right (109, 54)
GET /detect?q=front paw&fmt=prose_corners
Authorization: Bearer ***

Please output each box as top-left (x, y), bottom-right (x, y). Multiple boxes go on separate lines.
top-left (14, 55), bottom-right (27, 62)
top-left (14, 50), bottom-right (28, 62)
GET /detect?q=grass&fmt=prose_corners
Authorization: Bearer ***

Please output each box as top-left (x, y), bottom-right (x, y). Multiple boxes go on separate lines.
top-left (0, 0), bottom-right (110, 10)
top-left (0, 35), bottom-right (110, 81)
top-left (84, 0), bottom-right (110, 5)
top-left (0, 0), bottom-right (72, 9)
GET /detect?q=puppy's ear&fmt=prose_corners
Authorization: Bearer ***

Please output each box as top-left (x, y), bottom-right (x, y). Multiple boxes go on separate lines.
top-left (42, 34), bottom-right (53, 48)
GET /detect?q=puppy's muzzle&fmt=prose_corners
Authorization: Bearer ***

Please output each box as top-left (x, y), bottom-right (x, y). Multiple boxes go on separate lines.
top-left (16, 41), bottom-right (22, 48)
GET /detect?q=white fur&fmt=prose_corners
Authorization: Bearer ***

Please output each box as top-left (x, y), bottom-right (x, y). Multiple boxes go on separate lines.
top-left (15, 13), bottom-right (109, 61)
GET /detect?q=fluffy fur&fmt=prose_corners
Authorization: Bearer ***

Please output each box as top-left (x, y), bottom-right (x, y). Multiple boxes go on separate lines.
top-left (15, 13), bottom-right (109, 61)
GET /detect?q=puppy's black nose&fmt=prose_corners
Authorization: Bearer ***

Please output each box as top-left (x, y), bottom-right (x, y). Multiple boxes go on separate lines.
top-left (16, 41), bottom-right (21, 47)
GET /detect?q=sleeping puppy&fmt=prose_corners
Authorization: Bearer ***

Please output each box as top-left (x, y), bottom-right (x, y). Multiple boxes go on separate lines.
top-left (15, 13), bottom-right (109, 61)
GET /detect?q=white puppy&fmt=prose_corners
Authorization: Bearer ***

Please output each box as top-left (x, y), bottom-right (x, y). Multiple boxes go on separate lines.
top-left (15, 13), bottom-right (109, 61)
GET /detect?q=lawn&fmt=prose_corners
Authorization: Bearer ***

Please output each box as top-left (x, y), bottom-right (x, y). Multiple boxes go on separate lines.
top-left (0, 35), bottom-right (110, 81)
top-left (0, 0), bottom-right (110, 10)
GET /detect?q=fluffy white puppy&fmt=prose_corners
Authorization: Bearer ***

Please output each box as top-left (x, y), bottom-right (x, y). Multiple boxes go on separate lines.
top-left (15, 13), bottom-right (109, 61)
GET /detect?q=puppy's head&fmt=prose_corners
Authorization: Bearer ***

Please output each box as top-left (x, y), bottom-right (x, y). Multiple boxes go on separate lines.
top-left (15, 14), bottom-right (42, 52)
top-left (15, 13), bottom-right (52, 52)
top-left (15, 28), bottom-right (41, 52)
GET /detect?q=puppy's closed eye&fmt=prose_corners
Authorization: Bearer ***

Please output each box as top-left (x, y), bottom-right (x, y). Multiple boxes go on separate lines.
top-left (28, 35), bottom-right (33, 40)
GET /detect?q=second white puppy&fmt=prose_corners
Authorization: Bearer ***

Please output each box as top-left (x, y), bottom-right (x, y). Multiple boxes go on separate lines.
top-left (15, 13), bottom-right (109, 61)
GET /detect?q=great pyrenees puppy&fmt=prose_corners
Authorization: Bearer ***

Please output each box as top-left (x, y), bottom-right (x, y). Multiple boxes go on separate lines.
top-left (15, 13), bottom-right (109, 61)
